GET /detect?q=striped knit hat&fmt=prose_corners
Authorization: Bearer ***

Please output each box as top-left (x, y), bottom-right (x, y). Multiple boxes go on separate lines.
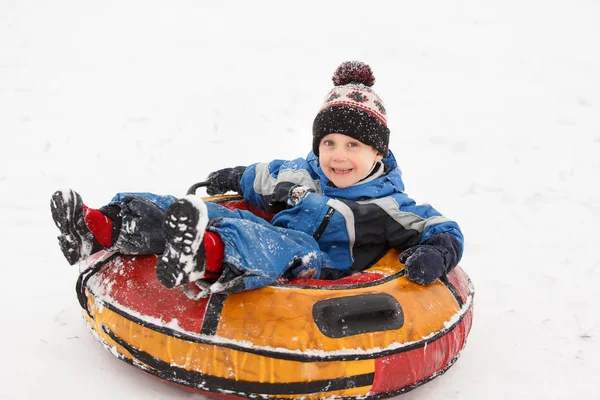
top-left (312, 61), bottom-right (390, 157)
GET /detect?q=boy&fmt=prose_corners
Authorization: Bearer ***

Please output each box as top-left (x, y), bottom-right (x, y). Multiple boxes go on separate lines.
top-left (51, 61), bottom-right (463, 295)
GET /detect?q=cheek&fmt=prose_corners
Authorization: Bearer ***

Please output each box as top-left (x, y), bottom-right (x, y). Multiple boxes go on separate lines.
top-left (319, 151), bottom-right (333, 163)
top-left (356, 155), bottom-right (375, 171)
top-left (318, 156), bottom-right (328, 171)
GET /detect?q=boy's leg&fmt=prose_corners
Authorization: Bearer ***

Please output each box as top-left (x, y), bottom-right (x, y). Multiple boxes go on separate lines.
top-left (52, 190), bottom-right (173, 265)
top-left (207, 217), bottom-right (330, 293)
top-left (109, 192), bottom-right (178, 211)
top-left (155, 195), bottom-right (333, 293)
top-left (156, 197), bottom-right (272, 289)
top-left (205, 201), bottom-right (272, 225)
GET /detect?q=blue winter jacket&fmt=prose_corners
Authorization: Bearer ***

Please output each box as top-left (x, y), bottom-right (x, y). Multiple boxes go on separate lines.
top-left (240, 151), bottom-right (463, 277)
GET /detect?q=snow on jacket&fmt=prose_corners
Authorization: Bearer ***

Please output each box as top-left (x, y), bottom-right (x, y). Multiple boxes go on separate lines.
top-left (240, 150), bottom-right (464, 278)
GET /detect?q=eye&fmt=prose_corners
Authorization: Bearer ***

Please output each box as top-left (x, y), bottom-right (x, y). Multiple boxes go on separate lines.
top-left (347, 141), bottom-right (359, 148)
top-left (323, 140), bottom-right (334, 147)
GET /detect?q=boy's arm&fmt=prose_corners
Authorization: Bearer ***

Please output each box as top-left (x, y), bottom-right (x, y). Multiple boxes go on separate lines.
top-left (381, 200), bottom-right (464, 285)
top-left (337, 197), bottom-right (464, 284)
top-left (369, 198), bottom-right (463, 252)
top-left (399, 232), bottom-right (462, 285)
top-left (240, 159), bottom-right (318, 212)
top-left (204, 166), bottom-right (247, 195)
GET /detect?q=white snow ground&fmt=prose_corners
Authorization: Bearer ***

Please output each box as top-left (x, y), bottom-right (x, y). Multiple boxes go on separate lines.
top-left (1, 1), bottom-right (599, 399)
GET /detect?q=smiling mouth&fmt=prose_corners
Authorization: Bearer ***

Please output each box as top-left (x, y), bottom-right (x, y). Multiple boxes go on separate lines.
top-left (332, 168), bottom-right (353, 174)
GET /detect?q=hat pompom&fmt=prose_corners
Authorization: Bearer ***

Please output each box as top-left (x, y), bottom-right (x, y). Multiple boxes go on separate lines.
top-left (332, 61), bottom-right (375, 87)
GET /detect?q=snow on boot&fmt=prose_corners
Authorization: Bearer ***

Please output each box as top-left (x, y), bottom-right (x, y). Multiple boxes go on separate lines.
top-left (114, 196), bottom-right (166, 255)
top-left (51, 189), bottom-right (102, 265)
top-left (156, 195), bottom-right (209, 289)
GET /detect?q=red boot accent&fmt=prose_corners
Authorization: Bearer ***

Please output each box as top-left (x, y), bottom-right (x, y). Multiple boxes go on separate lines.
top-left (83, 205), bottom-right (113, 248)
top-left (203, 231), bottom-right (224, 280)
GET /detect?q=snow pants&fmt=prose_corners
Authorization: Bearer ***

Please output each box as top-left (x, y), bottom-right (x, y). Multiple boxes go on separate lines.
top-left (110, 192), bottom-right (336, 291)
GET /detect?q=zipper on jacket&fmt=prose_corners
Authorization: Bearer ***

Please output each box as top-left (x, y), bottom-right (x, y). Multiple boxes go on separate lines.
top-left (313, 207), bottom-right (335, 241)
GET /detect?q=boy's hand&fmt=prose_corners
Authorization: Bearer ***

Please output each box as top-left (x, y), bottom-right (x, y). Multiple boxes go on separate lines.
top-left (205, 166), bottom-right (246, 195)
top-left (288, 185), bottom-right (314, 206)
top-left (399, 232), bottom-right (462, 285)
top-left (267, 183), bottom-right (315, 213)
top-left (399, 246), bottom-right (447, 285)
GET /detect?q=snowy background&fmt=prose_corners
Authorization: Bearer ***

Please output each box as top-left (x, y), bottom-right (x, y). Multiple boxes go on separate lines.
top-left (1, 0), bottom-right (599, 398)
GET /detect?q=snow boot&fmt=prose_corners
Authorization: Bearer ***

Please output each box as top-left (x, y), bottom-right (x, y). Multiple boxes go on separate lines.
top-left (156, 195), bottom-right (223, 289)
top-left (51, 189), bottom-right (104, 265)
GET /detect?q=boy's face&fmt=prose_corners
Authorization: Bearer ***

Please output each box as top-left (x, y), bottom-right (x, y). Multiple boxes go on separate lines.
top-left (318, 133), bottom-right (383, 188)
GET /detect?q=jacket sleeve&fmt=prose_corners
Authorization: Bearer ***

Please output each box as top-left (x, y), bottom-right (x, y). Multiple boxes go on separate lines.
top-left (380, 197), bottom-right (464, 261)
top-left (239, 158), bottom-right (319, 211)
top-left (336, 196), bottom-right (464, 263)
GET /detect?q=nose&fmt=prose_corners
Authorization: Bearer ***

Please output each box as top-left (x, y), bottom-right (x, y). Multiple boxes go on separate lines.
top-left (331, 147), bottom-right (347, 162)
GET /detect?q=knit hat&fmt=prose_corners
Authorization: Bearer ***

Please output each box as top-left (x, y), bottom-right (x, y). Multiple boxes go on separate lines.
top-left (312, 61), bottom-right (390, 157)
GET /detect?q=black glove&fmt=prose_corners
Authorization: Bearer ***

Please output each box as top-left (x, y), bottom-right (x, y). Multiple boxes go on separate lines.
top-left (206, 166), bottom-right (246, 195)
top-left (399, 232), bottom-right (462, 285)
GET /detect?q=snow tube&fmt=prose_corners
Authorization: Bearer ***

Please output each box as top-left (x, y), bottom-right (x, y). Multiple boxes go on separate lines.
top-left (76, 196), bottom-right (474, 399)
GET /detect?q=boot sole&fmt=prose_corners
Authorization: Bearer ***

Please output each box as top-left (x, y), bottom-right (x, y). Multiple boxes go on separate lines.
top-left (50, 189), bottom-right (96, 265)
top-left (155, 196), bottom-right (208, 288)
